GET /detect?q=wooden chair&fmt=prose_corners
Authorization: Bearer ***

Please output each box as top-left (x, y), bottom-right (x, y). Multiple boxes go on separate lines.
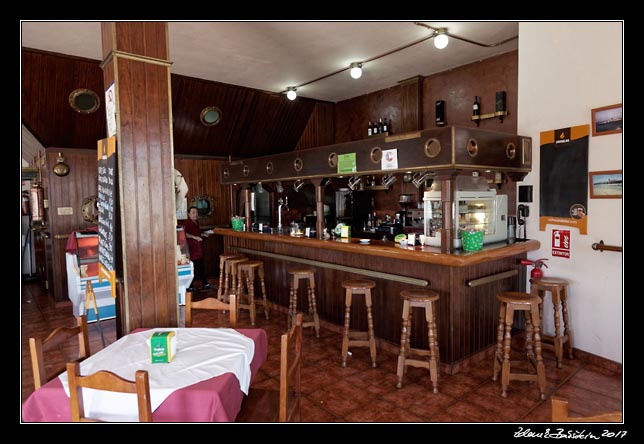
top-left (237, 313), bottom-right (303, 422)
top-left (29, 315), bottom-right (90, 389)
top-left (185, 291), bottom-right (237, 327)
top-left (66, 361), bottom-right (152, 422)
top-left (551, 397), bottom-right (622, 422)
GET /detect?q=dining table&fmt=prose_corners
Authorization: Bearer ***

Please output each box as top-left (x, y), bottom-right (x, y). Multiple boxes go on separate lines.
top-left (22, 327), bottom-right (268, 422)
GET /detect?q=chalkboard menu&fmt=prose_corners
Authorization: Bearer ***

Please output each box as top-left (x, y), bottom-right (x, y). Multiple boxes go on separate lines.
top-left (539, 125), bottom-right (589, 235)
top-left (97, 136), bottom-right (117, 296)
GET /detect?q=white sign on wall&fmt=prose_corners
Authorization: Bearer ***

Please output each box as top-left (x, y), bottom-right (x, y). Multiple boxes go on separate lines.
top-left (105, 83), bottom-right (117, 137)
top-left (381, 148), bottom-right (398, 170)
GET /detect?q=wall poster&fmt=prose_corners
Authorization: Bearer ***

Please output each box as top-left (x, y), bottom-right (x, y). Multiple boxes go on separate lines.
top-left (98, 136), bottom-right (117, 297)
top-left (539, 125), bottom-right (589, 235)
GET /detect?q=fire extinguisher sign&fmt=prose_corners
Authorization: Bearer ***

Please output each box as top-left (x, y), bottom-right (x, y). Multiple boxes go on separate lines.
top-left (552, 229), bottom-right (571, 258)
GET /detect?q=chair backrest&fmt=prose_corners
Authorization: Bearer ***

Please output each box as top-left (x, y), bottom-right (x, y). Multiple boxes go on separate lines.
top-left (185, 291), bottom-right (237, 327)
top-left (279, 313), bottom-right (302, 422)
top-left (29, 315), bottom-right (90, 389)
top-left (551, 397), bottom-right (622, 422)
top-left (66, 361), bottom-right (153, 422)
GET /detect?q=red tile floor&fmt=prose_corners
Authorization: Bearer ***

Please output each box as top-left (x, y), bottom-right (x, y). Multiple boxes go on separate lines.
top-left (21, 282), bottom-right (623, 426)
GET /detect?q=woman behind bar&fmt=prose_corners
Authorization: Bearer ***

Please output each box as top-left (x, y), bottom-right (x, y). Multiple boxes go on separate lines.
top-left (183, 206), bottom-right (214, 290)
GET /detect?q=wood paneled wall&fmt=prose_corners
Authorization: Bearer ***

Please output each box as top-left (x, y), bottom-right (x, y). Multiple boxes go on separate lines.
top-left (171, 74), bottom-right (317, 158)
top-left (21, 49), bottom-right (106, 149)
top-left (335, 83), bottom-right (404, 143)
top-left (295, 101), bottom-right (335, 150)
top-left (44, 148), bottom-right (99, 303)
top-left (174, 157), bottom-right (233, 278)
top-left (422, 51), bottom-right (518, 134)
top-left (333, 51), bottom-right (518, 145)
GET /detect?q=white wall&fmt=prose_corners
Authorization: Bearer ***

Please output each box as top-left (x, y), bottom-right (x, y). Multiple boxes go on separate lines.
top-left (518, 22), bottom-right (623, 363)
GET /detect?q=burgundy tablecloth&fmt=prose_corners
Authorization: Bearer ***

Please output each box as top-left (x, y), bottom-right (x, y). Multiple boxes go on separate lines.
top-left (22, 328), bottom-right (267, 422)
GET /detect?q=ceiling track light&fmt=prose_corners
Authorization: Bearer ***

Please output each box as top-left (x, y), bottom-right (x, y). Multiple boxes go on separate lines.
top-left (414, 22), bottom-right (518, 48)
top-left (350, 62), bottom-right (363, 79)
top-left (279, 23), bottom-right (518, 97)
top-left (434, 28), bottom-right (449, 49)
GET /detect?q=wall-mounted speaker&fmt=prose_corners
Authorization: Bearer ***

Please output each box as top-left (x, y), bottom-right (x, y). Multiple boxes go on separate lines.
top-left (495, 91), bottom-right (506, 113)
top-left (435, 100), bottom-right (446, 127)
top-left (519, 185), bottom-right (533, 203)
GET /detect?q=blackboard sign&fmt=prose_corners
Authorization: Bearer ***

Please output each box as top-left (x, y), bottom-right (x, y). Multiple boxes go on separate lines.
top-left (539, 125), bottom-right (588, 235)
top-left (97, 136), bottom-right (117, 296)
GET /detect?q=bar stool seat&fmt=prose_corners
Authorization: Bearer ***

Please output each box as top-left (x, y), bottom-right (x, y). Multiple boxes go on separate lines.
top-left (341, 279), bottom-right (377, 368)
top-left (217, 254), bottom-right (246, 301)
top-left (530, 277), bottom-right (574, 368)
top-left (237, 260), bottom-right (270, 326)
top-left (288, 267), bottom-right (320, 338)
top-left (396, 289), bottom-right (440, 393)
top-left (493, 291), bottom-right (546, 400)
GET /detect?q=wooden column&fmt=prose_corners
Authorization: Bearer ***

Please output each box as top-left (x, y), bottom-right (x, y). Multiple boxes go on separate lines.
top-left (243, 188), bottom-right (252, 231)
top-left (100, 22), bottom-right (178, 332)
top-left (315, 183), bottom-right (325, 239)
top-left (439, 175), bottom-right (456, 254)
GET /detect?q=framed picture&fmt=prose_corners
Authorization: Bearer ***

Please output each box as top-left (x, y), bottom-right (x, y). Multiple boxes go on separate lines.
top-left (589, 170), bottom-right (622, 199)
top-left (591, 103), bottom-right (622, 137)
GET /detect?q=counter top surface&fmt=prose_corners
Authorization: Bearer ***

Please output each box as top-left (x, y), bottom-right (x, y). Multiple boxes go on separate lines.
top-left (215, 228), bottom-right (539, 267)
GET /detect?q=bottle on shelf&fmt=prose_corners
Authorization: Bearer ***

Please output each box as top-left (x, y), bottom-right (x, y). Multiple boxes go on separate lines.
top-left (373, 119), bottom-right (379, 135)
top-left (382, 117), bottom-right (388, 133)
top-left (368, 121), bottom-right (373, 137)
top-left (473, 96), bottom-right (480, 117)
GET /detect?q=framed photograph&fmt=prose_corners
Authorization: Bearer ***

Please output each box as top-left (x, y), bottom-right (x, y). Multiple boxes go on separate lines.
top-left (589, 170), bottom-right (622, 199)
top-left (591, 103), bottom-right (622, 137)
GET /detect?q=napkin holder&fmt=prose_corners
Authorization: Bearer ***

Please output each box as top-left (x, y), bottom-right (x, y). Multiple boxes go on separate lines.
top-left (150, 331), bottom-right (176, 363)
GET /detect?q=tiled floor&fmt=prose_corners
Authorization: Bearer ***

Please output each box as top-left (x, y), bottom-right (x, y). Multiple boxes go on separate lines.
top-left (21, 282), bottom-right (623, 424)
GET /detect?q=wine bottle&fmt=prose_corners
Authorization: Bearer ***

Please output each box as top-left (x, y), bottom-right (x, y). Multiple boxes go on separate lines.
top-left (373, 119), bottom-right (379, 134)
top-left (382, 117), bottom-right (388, 133)
top-left (472, 96), bottom-right (480, 117)
top-left (368, 121), bottom-right (373, 137)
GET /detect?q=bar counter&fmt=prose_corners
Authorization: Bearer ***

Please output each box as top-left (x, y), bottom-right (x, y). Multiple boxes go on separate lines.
top-left (216, 228), bottom-right (540, 372)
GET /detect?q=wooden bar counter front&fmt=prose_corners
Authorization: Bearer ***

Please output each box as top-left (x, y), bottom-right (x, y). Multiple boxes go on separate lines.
top-left (216, 228), bottom-right (539, 373)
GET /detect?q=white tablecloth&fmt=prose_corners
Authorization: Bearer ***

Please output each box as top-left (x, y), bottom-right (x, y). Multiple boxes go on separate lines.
top-left (59, 328), bottom-right (255, 422)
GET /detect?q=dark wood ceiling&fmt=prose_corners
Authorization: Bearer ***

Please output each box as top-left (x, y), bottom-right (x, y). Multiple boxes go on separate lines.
top-left (22, 48), bottom-right (321, 158)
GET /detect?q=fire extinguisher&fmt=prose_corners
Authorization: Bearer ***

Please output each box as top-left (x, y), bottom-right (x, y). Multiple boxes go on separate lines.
top-left (520, 258), bottom-right (548, 279)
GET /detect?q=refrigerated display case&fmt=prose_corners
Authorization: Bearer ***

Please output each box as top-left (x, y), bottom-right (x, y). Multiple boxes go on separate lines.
top-left (423, 182), bottom-right (508, 249)
top-left (65, 230), bottom-right (115, 322)
top-left (66, 228), bottom-right (196, 321)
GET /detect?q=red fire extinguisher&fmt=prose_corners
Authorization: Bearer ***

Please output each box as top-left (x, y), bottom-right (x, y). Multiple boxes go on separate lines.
top-left (520, 258), bottom-right (548, 279)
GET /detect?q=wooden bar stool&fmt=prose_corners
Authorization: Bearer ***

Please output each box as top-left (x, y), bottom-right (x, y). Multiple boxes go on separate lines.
top-left (237, 260), bottom-right (270, 326)
top-left (530, 277), bottom-right (574, 368)
top-left (492, 291), bottom-right (546, 400)
top-left (396, 289), bottom-right (440, 393)
top-left (341, 279), bottom-right (377, 368)
top-left (223, 256), bottom-right (249, 300)
top-left (288, 267), bottom-right (320, 338)
top-left (217, 254), bottom-right (246, 301)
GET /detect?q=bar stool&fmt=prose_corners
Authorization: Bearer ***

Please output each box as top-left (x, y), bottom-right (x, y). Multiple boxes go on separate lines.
top-left (222, 256), bottom-right (249, 301)
top-left (288, 267), bottom-right (320, 338)
top-left (217, 254), bottom-right (246, 301)
top-left (341, 279), bottom-right (377, 368)
top-left (492, 291), bottom-right (546, 400)
top-left (237, 260), bottom-right (270, 326)
top-left (396, 289), bottom-right (440, 393)
top-left (530, 277), bottom-right (574, 368)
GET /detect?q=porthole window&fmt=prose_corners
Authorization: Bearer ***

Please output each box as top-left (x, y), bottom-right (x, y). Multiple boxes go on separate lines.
top-left (69, 89), bottom-right (100, 114)
top-left (200, 106), bottom-right (222, 127)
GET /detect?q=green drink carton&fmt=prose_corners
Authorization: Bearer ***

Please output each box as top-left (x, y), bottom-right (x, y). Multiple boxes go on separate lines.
top-left (149, 331), bottom-right (176, 363)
